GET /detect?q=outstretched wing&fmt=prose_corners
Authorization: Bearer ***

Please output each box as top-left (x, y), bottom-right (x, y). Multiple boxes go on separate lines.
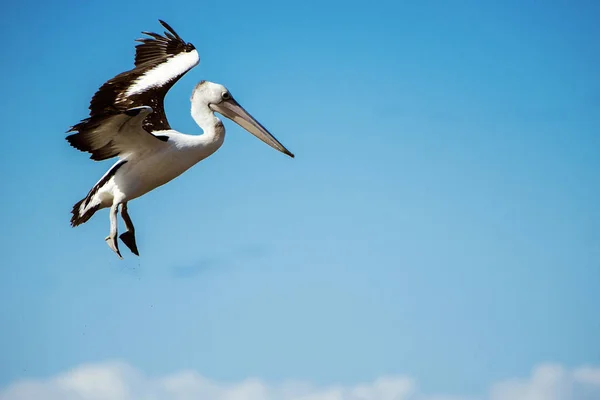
top-left (67, 20), bottom-right (199, 158)
top-left (67, 106), bottom-right (169, 161)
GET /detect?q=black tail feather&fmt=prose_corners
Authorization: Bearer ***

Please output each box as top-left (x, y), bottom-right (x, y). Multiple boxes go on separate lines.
top-left (70, 160), bottom-right (128, 227)
top-left (70, 198), bottom-right (99, 227)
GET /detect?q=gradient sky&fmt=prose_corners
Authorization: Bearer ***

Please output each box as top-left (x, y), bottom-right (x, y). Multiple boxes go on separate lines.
top-left (1, 0), bottom-right (599, 398)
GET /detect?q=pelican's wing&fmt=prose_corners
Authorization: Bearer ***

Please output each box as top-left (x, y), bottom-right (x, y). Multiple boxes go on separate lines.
top-left (71, 20), bottom-right (199, 135)
top-left (67, 106), bottom-right (169, 161)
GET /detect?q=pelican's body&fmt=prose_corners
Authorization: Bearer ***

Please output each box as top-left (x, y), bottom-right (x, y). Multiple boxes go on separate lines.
top-left (85, 109), bottom-right (225, 210)
top-left (115, 128), bottom-right (223, 199)
top-left (85, 126), bottom-right (224, 209)
top-left (68, 21), bottom-right (293, 258)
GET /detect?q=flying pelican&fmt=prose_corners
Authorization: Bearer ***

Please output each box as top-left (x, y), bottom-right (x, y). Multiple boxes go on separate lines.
top-left (67, 20), bottom-right (294, 259)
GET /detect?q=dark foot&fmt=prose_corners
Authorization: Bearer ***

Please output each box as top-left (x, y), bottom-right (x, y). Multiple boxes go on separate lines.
top-left (105, 235), bottom-right (123, 259)
top-left (119, 231), bottom-right (139, 256)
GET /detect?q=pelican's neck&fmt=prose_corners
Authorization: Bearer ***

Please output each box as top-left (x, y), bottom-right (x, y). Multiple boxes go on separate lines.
top-left (190, 101), bottom-right (225, 149)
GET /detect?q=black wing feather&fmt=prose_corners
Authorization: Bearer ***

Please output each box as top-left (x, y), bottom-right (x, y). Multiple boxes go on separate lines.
top-left (134, 20), bottom-right (192, 68)
top-left (67, 19), bottom-right (198, 152)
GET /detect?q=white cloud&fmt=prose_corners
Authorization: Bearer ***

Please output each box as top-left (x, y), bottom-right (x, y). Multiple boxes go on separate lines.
top-left (489, 363), bottom-right (600, 400)
top-left (1, 362), bottom-right (599, 400)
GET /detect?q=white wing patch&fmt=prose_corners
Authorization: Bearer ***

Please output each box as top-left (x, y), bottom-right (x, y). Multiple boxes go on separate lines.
top-left (125, 49), bottom-right (199, 96)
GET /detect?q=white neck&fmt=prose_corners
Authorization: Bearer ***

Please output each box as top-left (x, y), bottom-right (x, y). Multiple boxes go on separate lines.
top-left (187, 100), bottom-right (226, 156)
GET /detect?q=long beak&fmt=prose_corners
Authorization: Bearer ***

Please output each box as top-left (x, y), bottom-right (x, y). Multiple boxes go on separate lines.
top-left (210, 98), bottom-right (294, 158)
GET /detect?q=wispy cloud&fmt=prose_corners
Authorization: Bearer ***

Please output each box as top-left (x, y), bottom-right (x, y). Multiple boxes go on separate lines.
top-left (170, 243), bottom-right (268, 279)
top-left (1, 362), bottom-right (599, 400)
top-left (170, 257), bottom-right (226, 278)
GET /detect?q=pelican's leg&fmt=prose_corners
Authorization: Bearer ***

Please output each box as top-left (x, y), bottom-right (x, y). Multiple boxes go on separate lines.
top-left (105, 202), bottom-right (123, 259)
top-left (119, 202), bottom-right (139, 256)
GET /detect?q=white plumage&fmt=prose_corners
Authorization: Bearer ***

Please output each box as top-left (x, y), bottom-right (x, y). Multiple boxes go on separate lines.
top-left (125, 50), bottom-right (200, 96)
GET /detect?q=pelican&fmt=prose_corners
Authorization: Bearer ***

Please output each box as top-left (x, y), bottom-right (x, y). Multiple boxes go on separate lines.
top-left (67, 20), bottom-right (294, 259)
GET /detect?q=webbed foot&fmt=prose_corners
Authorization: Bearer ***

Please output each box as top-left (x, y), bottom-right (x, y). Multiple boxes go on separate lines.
top-left (119, 231), bottom-right (139, 256)
top-left (105, 235), bottom-right (123, 259)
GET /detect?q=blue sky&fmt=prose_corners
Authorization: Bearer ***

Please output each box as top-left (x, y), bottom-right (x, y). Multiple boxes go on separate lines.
top-left (1, 0), bottom-right (599, 398)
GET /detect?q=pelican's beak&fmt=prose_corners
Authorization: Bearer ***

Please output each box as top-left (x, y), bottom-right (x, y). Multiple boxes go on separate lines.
top-left (210, 98), bottom-right (294, 158)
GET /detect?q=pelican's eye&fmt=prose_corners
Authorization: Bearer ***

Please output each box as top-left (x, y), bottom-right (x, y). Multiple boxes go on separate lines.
top-left (221, 92), bottom-right (231, 100)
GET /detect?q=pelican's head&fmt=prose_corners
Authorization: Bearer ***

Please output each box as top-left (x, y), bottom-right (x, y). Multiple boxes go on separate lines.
top-left (191, 81), bottom-right (294, 158)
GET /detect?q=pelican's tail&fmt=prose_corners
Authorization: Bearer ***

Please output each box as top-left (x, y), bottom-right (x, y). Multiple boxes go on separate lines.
top-left (70, 198), bottom-right (100, 227)
top-left (70, 160), bottom-right (128, 227)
